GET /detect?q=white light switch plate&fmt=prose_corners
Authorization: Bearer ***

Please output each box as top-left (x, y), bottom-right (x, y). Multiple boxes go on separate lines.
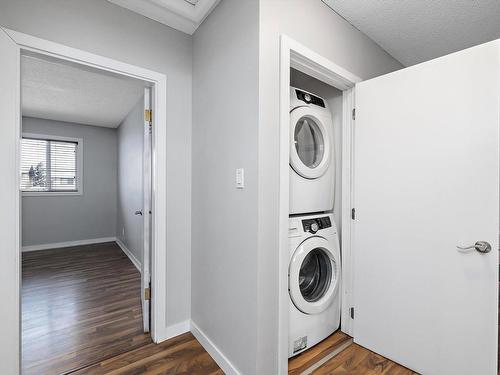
top-left (236, 168), bottom-right (244, 189)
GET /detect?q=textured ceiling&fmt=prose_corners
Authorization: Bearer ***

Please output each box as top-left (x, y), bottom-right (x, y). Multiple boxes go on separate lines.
top-left (22, 54), bottom-right (146, 128)
top-left (322, 0), bottom-right (500, 66)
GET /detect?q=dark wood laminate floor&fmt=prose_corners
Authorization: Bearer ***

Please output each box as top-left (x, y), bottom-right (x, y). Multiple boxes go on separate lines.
top-left (313, 343), bottom-right (420, 375)
top-left (71, 332), bottom-right (223, 375)
top-left (289, 332), bottom-right (419, 375)
top-left (22, 242), bottom-right (152, 375)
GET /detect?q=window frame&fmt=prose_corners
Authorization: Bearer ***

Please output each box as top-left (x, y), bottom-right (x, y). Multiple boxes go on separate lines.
top-left (21, 133), bottom-right (83, 196)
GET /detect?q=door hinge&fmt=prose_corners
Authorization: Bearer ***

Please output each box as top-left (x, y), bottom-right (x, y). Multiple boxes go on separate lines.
top-left (145, 109), bottom-right (152, 123)
top-left (350, 307), bottom-right (355, 319)
top-left (351, 208), bottom-right (356, 220)
top-left (352, 108), bottom-right (356, 120)
top-left (144, 287), bottom-right (151, 301)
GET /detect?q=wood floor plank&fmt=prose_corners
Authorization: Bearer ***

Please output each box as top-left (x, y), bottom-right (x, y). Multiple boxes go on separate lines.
top-left (22, 242), bottom-right (152, 375)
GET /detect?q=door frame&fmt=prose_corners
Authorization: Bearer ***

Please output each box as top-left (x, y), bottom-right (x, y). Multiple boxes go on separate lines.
top-left (278, 34), bottom-right (361, 374)
top-left (4, 27), bottom-right (168, 347)
top-left (143, 87), bottom-right (153, 333)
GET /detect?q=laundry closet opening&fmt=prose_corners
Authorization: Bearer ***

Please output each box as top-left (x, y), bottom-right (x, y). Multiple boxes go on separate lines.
top-left (287, 67), bottom-right (353, 374)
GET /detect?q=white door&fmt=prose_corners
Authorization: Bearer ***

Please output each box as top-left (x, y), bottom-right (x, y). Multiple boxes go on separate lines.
top-left (142, 87), bottom-right (152, 332)
top-left (353, 40), bottom-right (499, 375)
top-left (0, 28), bottom-right (21, 374)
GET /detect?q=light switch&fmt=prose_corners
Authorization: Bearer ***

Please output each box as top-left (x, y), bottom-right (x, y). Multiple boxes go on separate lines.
top-left (236, 168), bottom-right (244, 189)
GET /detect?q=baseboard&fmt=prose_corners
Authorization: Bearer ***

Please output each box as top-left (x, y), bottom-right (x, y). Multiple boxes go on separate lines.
top-left (190, 320), bottom-right (241, 375)
top-left (22, 237), bottom-right (116, 252)
top-left (115, 238), bottom-right (141, 272)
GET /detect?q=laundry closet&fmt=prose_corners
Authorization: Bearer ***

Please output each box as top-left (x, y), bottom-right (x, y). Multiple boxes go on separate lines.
top-left (287, 67), bottom-right (346, 365)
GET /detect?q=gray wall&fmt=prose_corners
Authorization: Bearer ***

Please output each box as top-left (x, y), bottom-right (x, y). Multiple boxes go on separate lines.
top-left (0, 0), bottom-right (191, 336)
top-left (290, 68), bottom-right (343, 233)
top-left (117, 98), bottom-right (144, 264)
top-left (192, 0), bottom-right (260, 374)
top-left (256, 1), bottom-right (404, 373)
top-left (22, 117), bottom-right (117, 247)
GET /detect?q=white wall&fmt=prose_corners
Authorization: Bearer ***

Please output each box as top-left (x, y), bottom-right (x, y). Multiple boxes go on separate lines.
top-left (192, 0), bottom-right (260, 374)
top-left (290, 68), bottom-right (343, 232)
top-left (257, 1), bottom-right (404, 373)
top-left (0, 0), bottom-right (191, 339)
top-left (22, 117), bottom-right (117, 247)
top-left (117, 98), bottom-right (144, 265)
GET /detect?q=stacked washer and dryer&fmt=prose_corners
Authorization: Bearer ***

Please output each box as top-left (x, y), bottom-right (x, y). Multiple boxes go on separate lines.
top-left (288, 87), bottom-right (341, 357)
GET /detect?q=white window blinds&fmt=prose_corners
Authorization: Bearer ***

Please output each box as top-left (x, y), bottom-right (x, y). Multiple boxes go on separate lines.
top-left (21, 137), bottom-right (79, 192)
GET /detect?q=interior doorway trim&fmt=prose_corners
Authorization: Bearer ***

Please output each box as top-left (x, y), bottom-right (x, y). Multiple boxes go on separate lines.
top-left (3, 27), bottom-right (168, 345)
top-left (278, 34), bottom-right (361, 374)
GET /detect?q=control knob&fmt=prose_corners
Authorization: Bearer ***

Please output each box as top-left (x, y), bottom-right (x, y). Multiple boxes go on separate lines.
top-left (310, 222), bottom-right (319, 233)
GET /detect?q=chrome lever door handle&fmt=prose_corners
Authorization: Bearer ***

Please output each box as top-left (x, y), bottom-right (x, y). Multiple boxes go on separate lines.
top-left (457, 241), bottom-right (491, 254)
top-left (135, 210), bottom-right (143, 216)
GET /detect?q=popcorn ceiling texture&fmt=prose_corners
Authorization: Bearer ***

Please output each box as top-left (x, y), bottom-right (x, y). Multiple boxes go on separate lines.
top-left (322, 0), bottom-right (500, 66)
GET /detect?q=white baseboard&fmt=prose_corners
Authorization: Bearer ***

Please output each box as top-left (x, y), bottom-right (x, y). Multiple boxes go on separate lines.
top-left (190, 320), bottom-right (241, 375)
top-left (22, 237), bottom-right (116, 252)
top-left (115, 238), bottom-right (141, 272)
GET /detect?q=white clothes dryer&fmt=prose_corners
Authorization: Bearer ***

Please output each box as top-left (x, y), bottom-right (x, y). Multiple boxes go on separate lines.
top-left (288, 213), bottom-right (341, 357)
top-left (289, 87), bottom-right (335, 215)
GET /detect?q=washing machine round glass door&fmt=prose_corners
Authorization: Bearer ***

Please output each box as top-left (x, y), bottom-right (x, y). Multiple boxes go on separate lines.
top-left (290, 107), bottom-right (331, 179)
top-left (289, 237), bottom-right (339, 314)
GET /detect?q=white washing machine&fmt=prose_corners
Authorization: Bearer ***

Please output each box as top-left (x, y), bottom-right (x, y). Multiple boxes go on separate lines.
top-left (290, 87), bottom-right (335, 215)
top-left (288, 213), bottom-right (341, 357)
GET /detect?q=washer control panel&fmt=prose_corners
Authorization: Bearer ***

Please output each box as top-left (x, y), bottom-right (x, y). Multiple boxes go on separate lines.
top-left (295, 89), bottom-right (325, 108)
top-left (302, 216), bottom-right (331, 234)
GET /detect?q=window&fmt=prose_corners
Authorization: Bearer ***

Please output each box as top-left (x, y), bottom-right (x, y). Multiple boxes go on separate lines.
top-left (21, 134), bottom-right (82, 195)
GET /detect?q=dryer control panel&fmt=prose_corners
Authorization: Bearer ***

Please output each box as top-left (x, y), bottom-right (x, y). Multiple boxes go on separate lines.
top-left (295, 89), bottom-right (326, 108)
top-left (302, 216), bottom-right (331, 234)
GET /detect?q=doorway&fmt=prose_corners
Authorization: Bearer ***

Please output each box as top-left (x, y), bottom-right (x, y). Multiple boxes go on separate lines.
top-left (20, 52), bottom-right (154, 374)
top-left (278, 35), bottom-right (360, 374)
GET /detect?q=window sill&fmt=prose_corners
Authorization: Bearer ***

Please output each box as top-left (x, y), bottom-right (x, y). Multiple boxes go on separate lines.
top-left (22, 191), bottom-right (83, 197)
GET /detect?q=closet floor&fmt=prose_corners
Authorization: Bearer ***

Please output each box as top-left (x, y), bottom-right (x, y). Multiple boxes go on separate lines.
top-left (289, 331), bottom-right (420, 375)
top-left (288, 331), bottom-right (353, 374)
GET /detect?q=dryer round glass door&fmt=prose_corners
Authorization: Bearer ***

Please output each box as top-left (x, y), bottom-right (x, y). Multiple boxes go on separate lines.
top-left (289, 236), bottom-right (340, 315)
top-left (290, 107), bottom-right (332, 179)
top-left (294, 117), bottom-right (325, 169)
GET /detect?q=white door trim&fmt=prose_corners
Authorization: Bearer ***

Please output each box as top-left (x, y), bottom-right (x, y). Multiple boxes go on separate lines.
top-left (278, 34), bottom-right (361, 374)
top-left (143, 87), bottom-right (152, 333)
top-left (3, 27), bottom-right (168, 346)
